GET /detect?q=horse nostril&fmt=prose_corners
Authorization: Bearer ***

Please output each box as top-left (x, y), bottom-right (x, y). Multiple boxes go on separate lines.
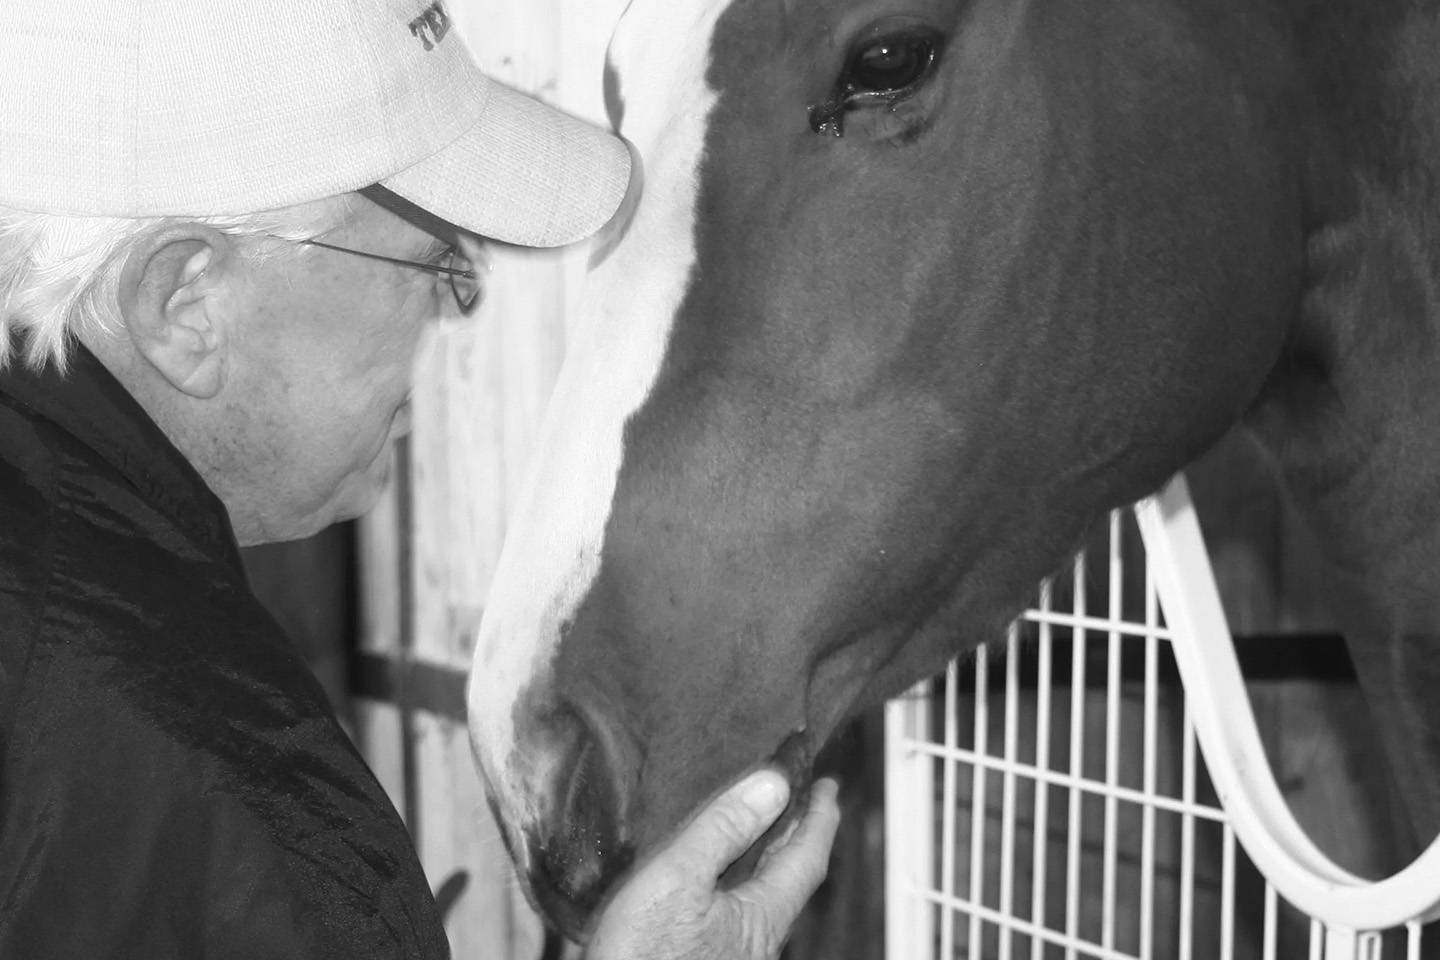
top-left (527, 707), bottom-right (635, 937)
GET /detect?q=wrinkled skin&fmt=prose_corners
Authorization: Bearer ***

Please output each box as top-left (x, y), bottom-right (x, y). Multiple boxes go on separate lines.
top-left (468, 0), bottom-right (1440, 939)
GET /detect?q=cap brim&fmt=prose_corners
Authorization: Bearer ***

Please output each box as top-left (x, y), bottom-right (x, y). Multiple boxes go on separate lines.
top-left (380, 82), bottom-right (632, 249)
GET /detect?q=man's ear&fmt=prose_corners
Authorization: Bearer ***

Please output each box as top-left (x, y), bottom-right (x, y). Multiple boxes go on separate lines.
top-left (117, 225), bottom-right (238, 399)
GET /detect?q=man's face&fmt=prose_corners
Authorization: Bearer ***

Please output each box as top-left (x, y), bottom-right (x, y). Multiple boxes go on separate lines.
top-left (213, 195), bottom-right (471, 544)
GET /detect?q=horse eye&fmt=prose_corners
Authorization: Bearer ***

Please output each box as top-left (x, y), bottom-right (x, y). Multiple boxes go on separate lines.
top-left (809, 25), bottom-right (943, 136)
top-left (844, 34), bottom-right (936, 96)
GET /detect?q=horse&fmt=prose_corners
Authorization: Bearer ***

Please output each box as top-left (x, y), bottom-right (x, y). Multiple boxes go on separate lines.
top-left (465, 0), bottom-right (1440, 939)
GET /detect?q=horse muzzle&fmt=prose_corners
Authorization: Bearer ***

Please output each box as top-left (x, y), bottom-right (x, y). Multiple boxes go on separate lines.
top-left (510, 702), bottom-right (638, 940)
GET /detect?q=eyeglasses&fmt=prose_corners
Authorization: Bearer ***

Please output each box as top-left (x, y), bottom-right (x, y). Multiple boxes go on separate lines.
top-left (295, 237), bottom-right (483, 315)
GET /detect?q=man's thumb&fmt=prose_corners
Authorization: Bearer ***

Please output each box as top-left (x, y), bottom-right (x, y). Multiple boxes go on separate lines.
top-left (674, 769), bottom-right (791, 877)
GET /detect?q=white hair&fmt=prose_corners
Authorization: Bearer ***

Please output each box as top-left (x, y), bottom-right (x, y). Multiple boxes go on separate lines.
top-left (0, 195), bottom-right (357, 372)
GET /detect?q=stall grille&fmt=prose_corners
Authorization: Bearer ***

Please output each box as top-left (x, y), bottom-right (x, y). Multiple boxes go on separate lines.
top-left (884, 475), bottom-right (1437, 960)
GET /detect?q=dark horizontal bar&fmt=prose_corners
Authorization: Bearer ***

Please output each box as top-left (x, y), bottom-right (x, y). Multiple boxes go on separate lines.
top-left (954, 631), bottom-right (1355, 692)
top-left (352, 652), bottom-right (469, 723)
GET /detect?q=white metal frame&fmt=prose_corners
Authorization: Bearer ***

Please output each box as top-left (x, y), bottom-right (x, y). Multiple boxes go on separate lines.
top-left (885, 473), bottom-right (1440, 960)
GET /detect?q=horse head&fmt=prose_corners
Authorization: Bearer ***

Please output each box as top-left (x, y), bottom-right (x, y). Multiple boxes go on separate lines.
top-left (468, 0), bottom-right (1312, 937)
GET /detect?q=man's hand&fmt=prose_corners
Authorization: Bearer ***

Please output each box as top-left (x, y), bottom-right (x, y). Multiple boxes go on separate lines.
top-left (586, 771), bottom-right (842, 960)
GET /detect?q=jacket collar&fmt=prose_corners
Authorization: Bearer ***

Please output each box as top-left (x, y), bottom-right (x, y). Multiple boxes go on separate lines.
top-left (0, 344), bottom-right (243, 567)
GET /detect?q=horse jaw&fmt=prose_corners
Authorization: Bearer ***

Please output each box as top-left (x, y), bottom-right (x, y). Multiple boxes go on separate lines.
top-left (465, 0), bottom-right (736, 936)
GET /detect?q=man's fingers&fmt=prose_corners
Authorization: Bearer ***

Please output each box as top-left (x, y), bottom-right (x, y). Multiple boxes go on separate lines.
top-left (587, 774), bottom-right (841, 960)
top-left (666, 769), bottom-right (792, 879)
top-left (730, 777), bottom-right (841, 928)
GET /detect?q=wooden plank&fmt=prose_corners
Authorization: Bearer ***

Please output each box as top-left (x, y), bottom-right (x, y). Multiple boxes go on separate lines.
top-left (356, 471), bottom-right (409, 822)
top-left (351, 3), bottom-right (630, 957)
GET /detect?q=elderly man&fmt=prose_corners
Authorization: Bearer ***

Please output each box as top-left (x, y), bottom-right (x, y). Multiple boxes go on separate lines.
top-left (0, 0), bottom-right (839, 957)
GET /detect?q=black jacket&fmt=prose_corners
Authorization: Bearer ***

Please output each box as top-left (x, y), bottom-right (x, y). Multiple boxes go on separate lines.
top-left (0, 347), bottom-right (450, 958)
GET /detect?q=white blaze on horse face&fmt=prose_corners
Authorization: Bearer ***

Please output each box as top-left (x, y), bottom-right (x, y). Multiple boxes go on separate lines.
top-left (466, 0), bottom-right (737, 851)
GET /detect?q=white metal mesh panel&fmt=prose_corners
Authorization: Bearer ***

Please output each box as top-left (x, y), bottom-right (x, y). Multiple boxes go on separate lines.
top-left (884, 479), bottom-right (1430, 960)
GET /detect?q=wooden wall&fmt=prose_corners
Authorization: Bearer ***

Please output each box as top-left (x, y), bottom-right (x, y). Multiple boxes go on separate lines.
top-left (351, 2), bottom-right (627, 957)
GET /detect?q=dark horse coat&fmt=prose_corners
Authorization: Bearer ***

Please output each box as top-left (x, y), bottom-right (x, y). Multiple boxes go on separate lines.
top-left (467, 0), bottom-right (1440, 939)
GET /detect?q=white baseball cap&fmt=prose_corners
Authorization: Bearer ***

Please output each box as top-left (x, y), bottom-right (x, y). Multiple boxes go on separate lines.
top-left (0, 0), bottom-right (631, 247)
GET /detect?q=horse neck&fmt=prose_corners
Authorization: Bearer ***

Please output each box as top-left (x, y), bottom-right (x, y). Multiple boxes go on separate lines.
top-left (1235, 0), bottom-right (1440, 634)
top-left (1246, 184), bottom-right (1440, 634)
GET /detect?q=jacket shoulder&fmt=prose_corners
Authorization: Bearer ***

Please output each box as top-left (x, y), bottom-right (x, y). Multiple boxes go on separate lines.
top-left (0, 395), bottom-right (60, 719)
